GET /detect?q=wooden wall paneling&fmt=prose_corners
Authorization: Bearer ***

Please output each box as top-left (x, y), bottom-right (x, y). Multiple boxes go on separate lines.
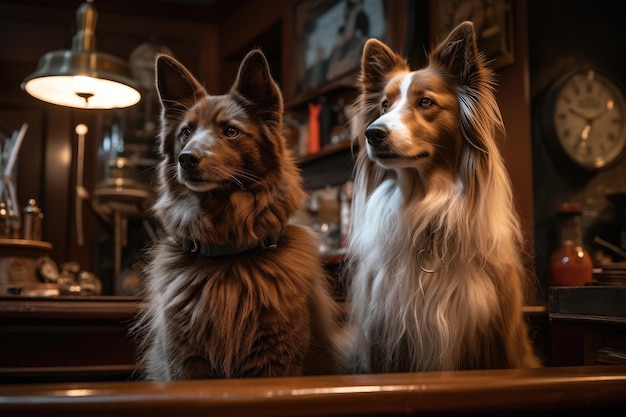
top-left (219, 0), bottom-right (290, 59)
top-left (281, 5), bottom-right (295, 102)
top-left (197, 25), bottom-right (221, 97)
top-left (42, 108), bottom-right (73, 266)
top-left (217, 0), bottom-right (289, 94)
top-left (494, 0), bottom-right (535, 247)
top-left (94, 11), bottom-right (220, 93)
top-left (386, 0), bottom-right (410, 54)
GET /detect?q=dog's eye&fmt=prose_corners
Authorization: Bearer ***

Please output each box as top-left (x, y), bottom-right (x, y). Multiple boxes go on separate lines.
top-left (222, 126), bottom-right (240, 139)
top-left (179, 127), bottom-right (192, 140)
top-left (381, 100), bottom-right (389, 113)
top-left (419, 97), bottom-right (433, 108)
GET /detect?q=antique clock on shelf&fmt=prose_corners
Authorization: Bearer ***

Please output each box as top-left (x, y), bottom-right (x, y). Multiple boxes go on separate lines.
top-left (541, 67), bottom-right (626, 171)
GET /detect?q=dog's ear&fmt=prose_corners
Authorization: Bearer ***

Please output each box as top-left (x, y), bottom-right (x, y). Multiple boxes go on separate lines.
top-left (231, 49), bottom-right (283, 114)
top-left (360, 38), bottom-right (409, 92)
top-left (155, 54), bottom-right (207, 119)
top-left (433, 21), bottom-right (503, 186)
top-left (429, 21), bottom-right (484, 84)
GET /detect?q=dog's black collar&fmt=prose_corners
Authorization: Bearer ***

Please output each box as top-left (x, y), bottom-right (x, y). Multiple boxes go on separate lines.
top-left (181, 230), bottom-right (282, 258)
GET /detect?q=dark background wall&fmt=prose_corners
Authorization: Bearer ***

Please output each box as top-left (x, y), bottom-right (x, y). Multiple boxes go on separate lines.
top-left (528, 0), bottom-right (626, 300)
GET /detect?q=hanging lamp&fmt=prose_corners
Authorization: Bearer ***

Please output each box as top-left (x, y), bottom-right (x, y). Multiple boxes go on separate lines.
top-left (21, 0), bottom-right (141, 109)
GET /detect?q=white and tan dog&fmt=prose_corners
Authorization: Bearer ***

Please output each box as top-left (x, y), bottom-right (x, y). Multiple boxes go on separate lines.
top-left (346, 21), bottom-right (541, 372)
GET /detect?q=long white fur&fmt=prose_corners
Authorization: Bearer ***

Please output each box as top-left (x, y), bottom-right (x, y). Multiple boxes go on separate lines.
top-left (347, 21), bottom-right (540, 373)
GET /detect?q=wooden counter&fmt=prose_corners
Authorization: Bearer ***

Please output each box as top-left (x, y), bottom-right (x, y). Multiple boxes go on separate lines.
top-left (0, 295), bottom-right (554, 384)
top-left (0, 294), bottom-right (625, 415)
top-left (1, 365), bottom-right (626, 416)
top-left (549, 286), bottom-right (626, 365)
top-left (0, 296), bottom-right (140, 384)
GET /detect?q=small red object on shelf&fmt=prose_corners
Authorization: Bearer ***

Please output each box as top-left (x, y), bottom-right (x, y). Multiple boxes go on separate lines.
top-left (308, 101), bottom-right (321, 155)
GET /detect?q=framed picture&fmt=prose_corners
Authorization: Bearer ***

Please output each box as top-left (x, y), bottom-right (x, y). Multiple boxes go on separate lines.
top-left (291, 0), bottom-right (404, 104)
top-left (430, 0), bottom-right (514, 69)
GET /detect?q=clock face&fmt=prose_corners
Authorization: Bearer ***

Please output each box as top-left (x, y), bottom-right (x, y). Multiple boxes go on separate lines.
top-left (551, 68), bottom-right (626, 170)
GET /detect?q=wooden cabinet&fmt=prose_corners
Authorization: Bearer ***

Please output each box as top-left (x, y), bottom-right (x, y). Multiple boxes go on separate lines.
top-left (0, 296), bottom-right (140, 384)
top-left (549, 286), bottom-right (626, 366)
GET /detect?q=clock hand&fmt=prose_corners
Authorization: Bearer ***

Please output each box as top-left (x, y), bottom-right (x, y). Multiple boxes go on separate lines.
top-left (589, 99), bottom-right (614, 121)
top-left (568, 107), bottom-right (591, 121)
top-left (569, 108), bottom-right (594, 145)
top-left (581, 124), bottom-right (591, 141)
top-left (569, 99), bottom-right (614, 123)
top-left (572, 99), bottom-right (614, 144)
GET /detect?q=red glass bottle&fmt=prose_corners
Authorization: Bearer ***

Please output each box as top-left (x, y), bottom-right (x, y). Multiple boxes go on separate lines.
top-left (549, 203), bottom-right (593, 286)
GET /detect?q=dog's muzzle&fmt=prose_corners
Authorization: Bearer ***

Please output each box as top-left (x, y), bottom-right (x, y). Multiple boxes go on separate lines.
top-left (365, 124), bottom-right (389, 148)
top-left (177, 149), bottom-right (215, 191)
top-left (365, 124), bottom-right (399, 160)
top-left (178, 150), bottom-right (201, 170)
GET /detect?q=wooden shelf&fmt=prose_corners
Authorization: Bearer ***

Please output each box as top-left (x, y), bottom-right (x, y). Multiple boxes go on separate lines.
top-left (286, 73), bottom-right (357, 109)
top-left (0, 239), bottom-right (53, 251)
top-left (297, 140), bottom-right (353, 164)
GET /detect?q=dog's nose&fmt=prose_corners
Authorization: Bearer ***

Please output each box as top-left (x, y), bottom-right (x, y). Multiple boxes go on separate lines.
top-left (365, 125), bottom-right (388, 146)
top-left (178, 151), bottom-right (200, 170)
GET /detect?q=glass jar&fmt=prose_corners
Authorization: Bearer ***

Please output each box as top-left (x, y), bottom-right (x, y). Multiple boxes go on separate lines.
top-left (22, 198), bottom-right (43, 240)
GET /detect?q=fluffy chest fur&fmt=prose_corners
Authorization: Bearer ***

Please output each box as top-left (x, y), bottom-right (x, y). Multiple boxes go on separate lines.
top-left (349, 178), bottom-right (499, 372)
top-left (141, 225), bottom-right (329, 379)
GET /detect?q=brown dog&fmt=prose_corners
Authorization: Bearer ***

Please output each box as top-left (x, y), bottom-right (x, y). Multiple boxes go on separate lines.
top-left (133, 50), bottom-right (347, 380)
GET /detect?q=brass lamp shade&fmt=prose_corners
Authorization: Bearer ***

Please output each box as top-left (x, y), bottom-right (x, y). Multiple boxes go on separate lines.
top-left (21, 0), bottom-right (141, 109)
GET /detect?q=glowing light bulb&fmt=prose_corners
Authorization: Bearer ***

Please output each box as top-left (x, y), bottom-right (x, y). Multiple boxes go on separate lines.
top-left (73, 76), bottom-right (95, 105)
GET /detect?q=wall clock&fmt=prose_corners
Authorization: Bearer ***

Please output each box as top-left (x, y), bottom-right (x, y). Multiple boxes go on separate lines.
top-left (542, 67), bottom-right (626, 171)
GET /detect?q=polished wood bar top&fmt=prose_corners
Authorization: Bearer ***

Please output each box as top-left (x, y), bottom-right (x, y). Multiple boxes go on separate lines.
top-left (0, 296), bottom-right (140, 319)
top-left (1, 365), bottom-right (626, 416)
